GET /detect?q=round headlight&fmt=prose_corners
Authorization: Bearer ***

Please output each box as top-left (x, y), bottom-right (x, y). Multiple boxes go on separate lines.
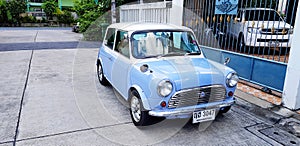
top-left (226, 73), bottom-right (239, 87)
top-left (157, 80), bottom-right (173, 97)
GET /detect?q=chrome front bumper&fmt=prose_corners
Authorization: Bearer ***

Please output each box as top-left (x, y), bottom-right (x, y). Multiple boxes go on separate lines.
top-left (148, 98), bottom-right (235, 118)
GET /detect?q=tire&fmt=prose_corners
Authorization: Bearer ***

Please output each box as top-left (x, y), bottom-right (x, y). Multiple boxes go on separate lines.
top-left (219, 106), bottom-right (231, 114)
top-left (97, 61), bottom-right (109, 86)
top-left (237, 34), bottom-right (246, 53)
top-left (129, 90), bottom-right (152, 126)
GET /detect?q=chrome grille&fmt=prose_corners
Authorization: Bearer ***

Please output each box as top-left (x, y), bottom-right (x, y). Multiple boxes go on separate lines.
top-left (168, 85), bottom-right (226, 108)
top-left (257, 38), bottom-right (289, 42)
top-left (260, 28), bottom-right (289, 35)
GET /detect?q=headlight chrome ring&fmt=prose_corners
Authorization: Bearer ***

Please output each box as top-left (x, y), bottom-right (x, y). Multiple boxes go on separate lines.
top-left (226, 73), bottom-right (239, 87)
top-left (157, 80), bottom-right (173, 97)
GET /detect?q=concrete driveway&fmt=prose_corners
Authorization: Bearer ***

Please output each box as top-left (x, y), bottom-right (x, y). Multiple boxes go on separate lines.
top-left (0, 28), bottom-right (299, 146)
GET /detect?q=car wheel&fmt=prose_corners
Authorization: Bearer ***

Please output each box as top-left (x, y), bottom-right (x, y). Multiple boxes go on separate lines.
top-left (237, 34), bottom-right (245, 53)
top-left (129, 90), bottom-right (152, 126)
top-left (97, 61), bottom-right (109, 86)
top-left (219, 106), bottom-right (231, 114)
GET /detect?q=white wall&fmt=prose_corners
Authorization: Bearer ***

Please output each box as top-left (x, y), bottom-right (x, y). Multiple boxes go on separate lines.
top-left (282, 1), bottom-right (300, 110)
top-left (119, 0), bottom-right (184, 26)
top-left (170, 0), bottom-right (184, 26)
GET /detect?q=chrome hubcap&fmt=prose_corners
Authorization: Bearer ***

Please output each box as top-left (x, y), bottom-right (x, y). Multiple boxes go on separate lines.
top-left (131, 96), bottom-right (141, 122)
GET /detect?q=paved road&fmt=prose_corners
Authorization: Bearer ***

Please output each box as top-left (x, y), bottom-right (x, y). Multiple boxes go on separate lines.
top-left (0, 28), bottom-right (101, 51)
top-left (0, 28), bottom-right (299, 146)
top-left (0, 27), bottom-right (72, 31)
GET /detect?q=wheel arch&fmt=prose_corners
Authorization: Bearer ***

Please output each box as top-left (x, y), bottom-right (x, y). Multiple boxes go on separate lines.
top-left (128, 85), bottom-right (151, 110)
top-left (96, 58), bottom-right (103, 66)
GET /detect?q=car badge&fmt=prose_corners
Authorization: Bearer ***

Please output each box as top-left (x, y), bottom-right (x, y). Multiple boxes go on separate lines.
top-left (199, 92), bottom-right (206, 98)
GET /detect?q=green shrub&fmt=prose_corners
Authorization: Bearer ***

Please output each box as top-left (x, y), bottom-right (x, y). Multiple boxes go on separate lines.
top-left (41, 17), bottom-right (48, 23)
top-left (73, 0), bottom-right (125, 41)
top-left (21, 15), bottom-right (38, 23)
top-left (42, 0), bottom-right (57, 20)
top-left (57, 10), bottom-right (74, 24)
top-left (0, 0), bottom-right (26, 26)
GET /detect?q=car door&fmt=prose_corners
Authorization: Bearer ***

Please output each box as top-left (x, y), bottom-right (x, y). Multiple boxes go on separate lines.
top-left (110, 30), bottom-right (132, 98)
top-left (100, 28), bottom-right (117, 82)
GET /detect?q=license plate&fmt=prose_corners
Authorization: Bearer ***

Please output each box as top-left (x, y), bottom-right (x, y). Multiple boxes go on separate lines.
top-left (192, 109), bottom-right (216, 123)
top-left (268, 41), bottom-right (279, 47)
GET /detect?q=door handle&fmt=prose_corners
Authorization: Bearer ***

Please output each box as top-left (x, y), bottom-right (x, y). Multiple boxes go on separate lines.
top-left (109, 57), bottom-right (113, 61)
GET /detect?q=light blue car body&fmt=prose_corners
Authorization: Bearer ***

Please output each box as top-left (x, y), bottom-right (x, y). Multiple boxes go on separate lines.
top-left (97, 23), bottom-right (237, 119)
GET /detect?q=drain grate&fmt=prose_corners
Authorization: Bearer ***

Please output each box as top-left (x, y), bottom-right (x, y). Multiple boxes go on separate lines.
top-left (260, 127), bottom-right (300, 145)
top-left (278, 118), bottom-right (300, 138)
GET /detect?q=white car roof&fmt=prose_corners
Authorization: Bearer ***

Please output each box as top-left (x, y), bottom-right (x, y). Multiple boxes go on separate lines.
top-left (107, 22), bottom-right (192, 32)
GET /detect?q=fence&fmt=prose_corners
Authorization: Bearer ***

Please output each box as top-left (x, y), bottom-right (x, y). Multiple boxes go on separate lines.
top-left (119, 1), bottom-right (172, 23)
top-left (183, 0), bottom-right (297, 64)
top-left (182, 0), bottom-right (298, 92)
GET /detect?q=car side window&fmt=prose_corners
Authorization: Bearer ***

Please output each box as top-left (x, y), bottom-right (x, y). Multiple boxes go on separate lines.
top-left (115, 31), bottom-right (130, 58)
top-left (105, 28), bottom-right (116, 49)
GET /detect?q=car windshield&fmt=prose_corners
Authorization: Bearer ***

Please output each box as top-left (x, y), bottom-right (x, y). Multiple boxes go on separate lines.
top-left (131, 31), bottom-right (201, 59)
top-left (245, 10), bottom-right (282, 21)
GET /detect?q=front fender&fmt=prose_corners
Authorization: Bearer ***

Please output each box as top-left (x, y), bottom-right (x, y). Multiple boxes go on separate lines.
top-left (130, 85), bottom-right (151, 110)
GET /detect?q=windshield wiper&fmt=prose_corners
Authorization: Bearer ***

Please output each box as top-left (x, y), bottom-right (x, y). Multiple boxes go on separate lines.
top-left (185, 52), bottom-right (201, 56)
top-left (159, 52), bottom-right (185, 58)
top-left (143, 55), bottom-right (159, 59)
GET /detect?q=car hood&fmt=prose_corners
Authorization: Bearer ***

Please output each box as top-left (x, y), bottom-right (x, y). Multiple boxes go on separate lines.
top-left (134, 56), bottom-right (232, 91)
top-left (246, 20), bottom-right (292, 29)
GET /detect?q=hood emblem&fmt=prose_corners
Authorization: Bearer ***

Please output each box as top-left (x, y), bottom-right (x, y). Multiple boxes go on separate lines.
top-left (199, 91), bottom-right (206, 98)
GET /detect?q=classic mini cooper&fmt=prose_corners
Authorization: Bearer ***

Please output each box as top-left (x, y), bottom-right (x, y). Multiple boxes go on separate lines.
top-left (97, 23), bottom-right (239, 126)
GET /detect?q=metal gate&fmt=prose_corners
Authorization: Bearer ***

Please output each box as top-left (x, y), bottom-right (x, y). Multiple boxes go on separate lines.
top-left (119, 1), bottom-right (172, 23)
top-left (183, 0), bottom-right (298, 92)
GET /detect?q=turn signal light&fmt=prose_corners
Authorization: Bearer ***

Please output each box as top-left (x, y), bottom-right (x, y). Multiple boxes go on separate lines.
top-left (228, 91), bottom-right (234, 97)
top-left (160, 101), bottom-right (167, 107)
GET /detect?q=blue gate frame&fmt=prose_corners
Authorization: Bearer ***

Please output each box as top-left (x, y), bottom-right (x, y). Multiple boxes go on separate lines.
top-left (201, 46), bottom-right (287, 92)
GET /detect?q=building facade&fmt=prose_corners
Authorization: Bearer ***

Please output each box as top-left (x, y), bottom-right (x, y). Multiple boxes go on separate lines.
top-left (25, 0), bottom-right (76, 19)
top-left (26, 0), bottom-right (75, 12)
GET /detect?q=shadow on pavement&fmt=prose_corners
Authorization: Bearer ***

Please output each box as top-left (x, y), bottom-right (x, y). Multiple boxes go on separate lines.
top-left (0, 41), bottom-right (102, 51)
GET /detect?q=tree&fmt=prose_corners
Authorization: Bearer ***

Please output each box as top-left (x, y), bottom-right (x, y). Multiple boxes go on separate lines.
top-left (0, 0), bottom-right (8, 25)
top-left (6, 0), bottom-right (26, 26)
top-left (73, 0), bottom-right (104, 33)
top-left (73, 0), bottom-right (125, 35)
top-left (57, 10), bottom-right (74, 24)
top-left (42, 0), bottom-right (57, 20)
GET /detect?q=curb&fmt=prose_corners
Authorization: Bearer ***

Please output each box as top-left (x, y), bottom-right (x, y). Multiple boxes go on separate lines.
top-left (235, 89), bottom-right (300, 120)
top-left (235, 89), bottom-right (300, 137)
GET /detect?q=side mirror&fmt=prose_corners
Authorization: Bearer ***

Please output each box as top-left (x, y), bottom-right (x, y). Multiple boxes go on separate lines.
top-left (140, 64), bottom-right (149, 73)
top-left (224, 57), bottom-right (230, 65)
